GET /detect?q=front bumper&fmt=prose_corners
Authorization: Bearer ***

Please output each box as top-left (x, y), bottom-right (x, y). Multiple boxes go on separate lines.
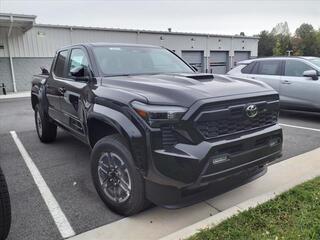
top-left (145, 124), bottom-right (282, 207)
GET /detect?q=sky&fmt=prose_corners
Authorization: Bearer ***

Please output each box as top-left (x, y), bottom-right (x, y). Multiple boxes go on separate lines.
top-left (0, 0), bottom-right (319, 36)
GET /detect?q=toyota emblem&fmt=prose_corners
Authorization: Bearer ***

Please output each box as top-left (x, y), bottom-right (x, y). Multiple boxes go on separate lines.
top-left (246, 104), bottom-right (258, 118)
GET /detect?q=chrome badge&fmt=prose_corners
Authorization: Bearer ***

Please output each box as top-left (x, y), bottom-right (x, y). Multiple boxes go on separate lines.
top-left (246, 104), bottom-right (258, 118)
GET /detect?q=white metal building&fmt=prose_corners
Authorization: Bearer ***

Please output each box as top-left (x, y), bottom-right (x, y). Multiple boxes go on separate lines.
top-left (0, 13), bottom-right (259, 93)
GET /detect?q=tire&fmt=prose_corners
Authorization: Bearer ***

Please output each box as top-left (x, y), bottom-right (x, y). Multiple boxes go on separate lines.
top-left (35, 104), bottom-right (57, 143)
top-left (0, 167), bottom-right (11, 240)
top-left (91, 134), bottom-right (147, 216)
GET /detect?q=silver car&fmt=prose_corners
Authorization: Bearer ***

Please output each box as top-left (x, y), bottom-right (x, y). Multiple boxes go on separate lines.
top-left (228, 57), bottom-right (320, 111)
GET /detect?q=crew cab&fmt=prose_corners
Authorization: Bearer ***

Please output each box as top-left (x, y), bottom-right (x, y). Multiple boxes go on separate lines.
top-left (31, 43), bottom-right (283, 216)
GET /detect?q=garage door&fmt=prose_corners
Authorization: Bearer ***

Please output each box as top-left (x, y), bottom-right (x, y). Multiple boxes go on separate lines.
top-left (209, 51), bottom-right (228, 74)
top-left (234, 51), bottom-right (250, 66)
top-left (181, 51), bottom-right (204, 72)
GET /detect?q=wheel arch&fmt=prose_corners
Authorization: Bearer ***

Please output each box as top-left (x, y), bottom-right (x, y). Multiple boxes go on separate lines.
top-left (87, 104), bottom-right (147, 171)
top-left (31, 93), bottom-right (39, 110)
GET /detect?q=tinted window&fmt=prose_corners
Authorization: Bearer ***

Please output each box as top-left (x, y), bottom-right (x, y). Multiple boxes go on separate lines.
top-left (257, 61), bottom-right (281, 75)
top-left (92, 46), bottom-right (193, 76)
top-left (54, 50), bottom-right (68, 77)
top-left (68, 48), bottom-right (89, 77)
top-left (285, 60), bottom-right (314, 77)
top-left (241, 62), bottom-right (255, 74)
top-left (309, 58), bottom-right (320, 68)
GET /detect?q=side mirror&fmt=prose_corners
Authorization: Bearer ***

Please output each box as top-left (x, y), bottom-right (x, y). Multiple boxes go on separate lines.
top-left (70, 66), bottom-right (90, 81)
top-left (40, 67), bottom-right (49, 75)
top-left (303, 70), bottom-right (318, 80)
top-left (191, 66), bottom-right (198, 72)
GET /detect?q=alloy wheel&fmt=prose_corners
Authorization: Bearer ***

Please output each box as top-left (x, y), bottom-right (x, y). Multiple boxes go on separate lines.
top-left (97, 152), bottom-right (132, 203)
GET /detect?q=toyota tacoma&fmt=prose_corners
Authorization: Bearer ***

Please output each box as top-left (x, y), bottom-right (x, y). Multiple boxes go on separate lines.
top-left (31, 43), bottom-right (283, 216)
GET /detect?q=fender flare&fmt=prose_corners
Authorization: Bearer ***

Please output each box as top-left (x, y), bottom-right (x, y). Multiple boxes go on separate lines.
top-left (31, 84), bottom-right (50, 117)
top-left (87, 104), bottom-right (147, 171)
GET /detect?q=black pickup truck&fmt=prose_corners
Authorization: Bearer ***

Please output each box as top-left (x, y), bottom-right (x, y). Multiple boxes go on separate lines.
top-left (31, 43), bottom-right (282, 216)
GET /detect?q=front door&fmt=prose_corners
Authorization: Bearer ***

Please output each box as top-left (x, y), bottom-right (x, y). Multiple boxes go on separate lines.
top-left (59, 48), bottom-right (91, 138)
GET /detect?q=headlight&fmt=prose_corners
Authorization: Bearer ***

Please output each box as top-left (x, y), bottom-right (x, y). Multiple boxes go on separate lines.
top-left (131, 101), bottom-right (187, 126)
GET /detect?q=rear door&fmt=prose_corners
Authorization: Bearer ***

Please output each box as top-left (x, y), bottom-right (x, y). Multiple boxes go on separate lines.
top-left (247, 60), bottom-right (283, 92)
top-left (280, 59), bottom-right (320, 109)
top-left (46, 50), bottom-right (69, 123)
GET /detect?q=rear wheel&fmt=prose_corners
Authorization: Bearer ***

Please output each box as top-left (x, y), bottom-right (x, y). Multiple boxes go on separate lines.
top-left (35, 104), bottom-right (57, 143)
top-left (91, 134), bottom-right (147, 216)
top-left (0, 167), bottom-right (11, 240)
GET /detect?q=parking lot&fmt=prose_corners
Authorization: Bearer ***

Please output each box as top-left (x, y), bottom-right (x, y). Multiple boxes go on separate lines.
top-left (1, 97), bottom-right (320, 240)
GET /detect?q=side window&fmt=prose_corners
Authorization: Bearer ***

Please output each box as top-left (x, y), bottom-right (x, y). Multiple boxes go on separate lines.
top-left (256, 60), bottom-right (281, 75)
top-left (53, 50), bottom-right (68, 78)
top-left (241, 62), bottom-right (255, 74)
top-left (285, 60), bottom-right (314, 77)
top-left (68, 48), bottom-right (89, 78)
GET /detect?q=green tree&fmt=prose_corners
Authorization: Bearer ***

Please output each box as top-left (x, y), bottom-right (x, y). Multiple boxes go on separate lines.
top-left (295, 24), bottom-right (318, 56)
top-left (273, 33), bottom-right (292, 56)
top-left (258, 30), bottom-right (276, 57)
top-left (258, 23), bottom-right (320, 57)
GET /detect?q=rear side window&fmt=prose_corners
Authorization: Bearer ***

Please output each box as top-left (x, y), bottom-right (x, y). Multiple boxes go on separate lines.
top-left (54, 50), bottom-right (68, 78)
top-left (285, 60), bottom-right (314, 77)
top-left (241, 62), bottom-right (255, 74)
top-left (256, 60), bottom-right (281, 75)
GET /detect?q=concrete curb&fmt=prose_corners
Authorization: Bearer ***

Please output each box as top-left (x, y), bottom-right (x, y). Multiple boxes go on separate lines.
top-left (0, 91), bottom-right (30, 100)
top-left (68, 147), bottom-right (320, 240)
top-left (159, 172), bottom-right (320, 240)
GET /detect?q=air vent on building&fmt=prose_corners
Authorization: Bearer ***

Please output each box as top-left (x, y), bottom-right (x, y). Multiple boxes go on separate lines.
top-left (38, 31), bottom-right (46, 37)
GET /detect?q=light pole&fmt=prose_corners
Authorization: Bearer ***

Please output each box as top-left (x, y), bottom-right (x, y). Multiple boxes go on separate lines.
top-left (286, 50), bottom-right (293, 56)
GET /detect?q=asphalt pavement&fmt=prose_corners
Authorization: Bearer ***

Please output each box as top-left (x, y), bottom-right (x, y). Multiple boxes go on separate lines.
top-left (1, 97), bottom-right (320, 240)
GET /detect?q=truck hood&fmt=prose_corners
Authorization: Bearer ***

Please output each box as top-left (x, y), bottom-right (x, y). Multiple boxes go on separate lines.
top-left (100, 73), bottom-right (274, 107)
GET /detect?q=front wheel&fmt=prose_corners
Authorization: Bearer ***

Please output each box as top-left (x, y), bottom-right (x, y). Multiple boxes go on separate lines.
top-left (91, 134), bottom-right (147, 216)
top-left (0, 167), bottom-right (11, 240)
top-left (35, 104), bottom-right (57, 143)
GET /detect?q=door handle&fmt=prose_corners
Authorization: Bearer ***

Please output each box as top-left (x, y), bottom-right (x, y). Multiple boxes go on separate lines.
top-left (59, 87), bottom-right (66, 94)
top-left (251, 77), bottom-right (255, 79)
top-left (281, 80), bottom-right (291, 85)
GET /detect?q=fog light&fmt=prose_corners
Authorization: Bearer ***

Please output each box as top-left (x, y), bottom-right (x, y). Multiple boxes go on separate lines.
top-left (269, 137), bottom-right (281, 147)
top-left (211, 154), bottom-right (230, 165)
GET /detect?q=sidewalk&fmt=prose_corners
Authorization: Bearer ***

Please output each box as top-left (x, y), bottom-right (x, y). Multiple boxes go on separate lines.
top-left (0, 91), bottom-right (30, 100)
top-left (69, 147), bottom-right (320, 240)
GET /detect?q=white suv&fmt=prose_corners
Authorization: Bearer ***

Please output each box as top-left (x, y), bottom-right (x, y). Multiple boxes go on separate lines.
top-left (228, 57), bottom-right (320, 112)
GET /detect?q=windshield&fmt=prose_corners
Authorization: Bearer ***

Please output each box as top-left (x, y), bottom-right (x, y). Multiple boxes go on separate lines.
top-left (92, 46), bottom-right (194, 76)
top-left (309, 58), bottom-right (320, 68)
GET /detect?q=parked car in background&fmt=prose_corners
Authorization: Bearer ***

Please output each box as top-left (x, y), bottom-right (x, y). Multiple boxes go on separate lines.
top-left (228, 57), bottom-right (320, 112)
top-left (0, 166), bottom-right (11, 240)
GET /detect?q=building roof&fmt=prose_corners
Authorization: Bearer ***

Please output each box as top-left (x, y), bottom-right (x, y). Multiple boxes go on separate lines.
top-left (0, 13), bottom-right (36, 32)
top-left (35, 23), bottom-right (259, 40)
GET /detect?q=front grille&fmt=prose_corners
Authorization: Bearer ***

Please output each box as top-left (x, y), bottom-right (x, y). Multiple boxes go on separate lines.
top-left (195, 99), bottom-right (279, 139)
top-left (161, 126), bottom-right (178, 147)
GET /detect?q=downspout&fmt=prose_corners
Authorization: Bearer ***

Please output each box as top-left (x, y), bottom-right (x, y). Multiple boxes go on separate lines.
top-left (230, 36), bottom-right (234, 70)
top-left (7, 15), bottom-right (17, 92)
